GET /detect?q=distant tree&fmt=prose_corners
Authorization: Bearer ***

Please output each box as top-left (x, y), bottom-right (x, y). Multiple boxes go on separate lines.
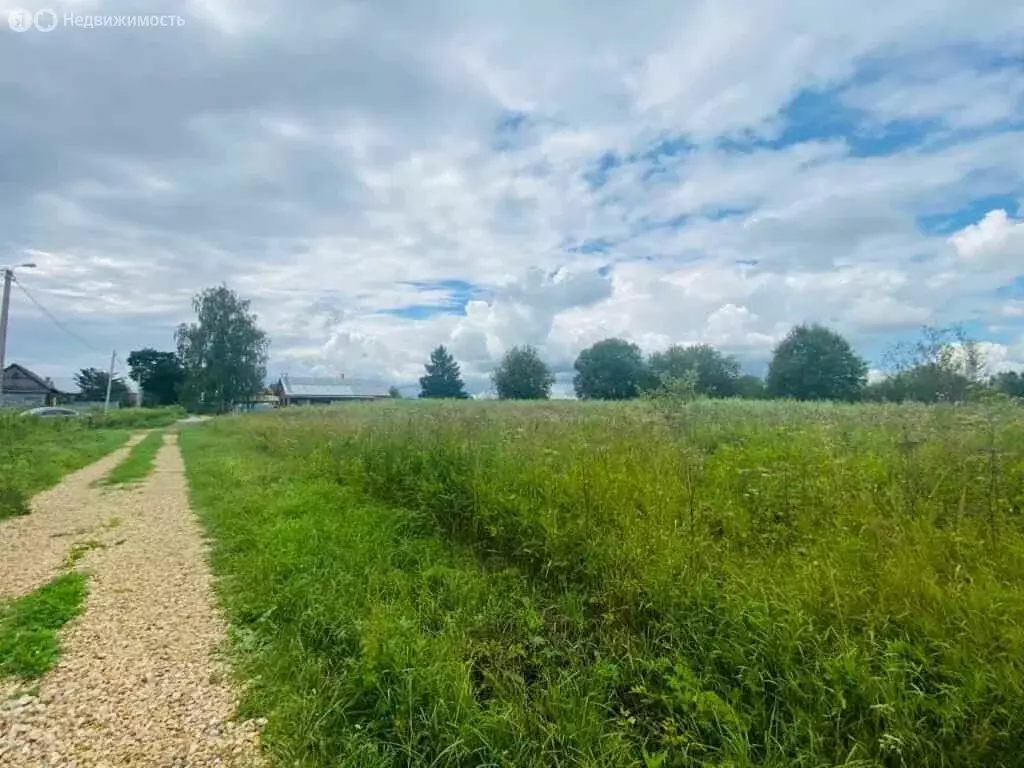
top-left (175, 285), bottom-right (269, 413)
top-left (73, 367), bottom-right (130, 405)
top-left (573, 338), bottom-right (648, 400)
top-left (492, 345), bottom-right (555, 400)
top-left (876, 326), bottom-right (986, 403)
top-left (735, 374), bottom-right (766, 400)
top-left (648, 344), bottom-right (741, 397)
top-left (991, 370), bottom-right (1024, 399)
top-left (126, 348), bottom-right (185, 406)
top-left (419, 345), bottom-right (469, 399)
top-left (388, 385), bottom-right (403, 399)
top-left (861, 379), bottom-right (890, 403)
top-left (767, 324), bottom-right (867, 401)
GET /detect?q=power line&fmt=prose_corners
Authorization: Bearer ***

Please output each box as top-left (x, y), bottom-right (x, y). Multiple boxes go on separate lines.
top-left (11, 278), bottom-right (142, 408)
top-left (12, 275), bottom-right (106, 356)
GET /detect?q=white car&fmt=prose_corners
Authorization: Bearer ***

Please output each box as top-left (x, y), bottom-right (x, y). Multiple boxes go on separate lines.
top-left (21, 406), bottom-right (80, 418)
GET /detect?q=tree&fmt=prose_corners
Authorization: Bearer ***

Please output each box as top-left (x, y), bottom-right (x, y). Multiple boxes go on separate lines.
top-left (573, 338), bottom-right (648, 400)
top-left (992, 370), bottom-right (1024, 399)
top-left (767, 324), bottom-right (867, 401)
top-left (876, 326), bottom-right (986, 403)
top-left (648, 344), bottom-right (741, 398)
top-left (419, 345), bottom-right (469, 399)
top-left (388, 385), bottom-right (403, 399)
top-left (126, 348), bottom-right (185, 406)
top-left (175, 285), bottom-right (269, 413)
top-left (492, 345), bottom-right (555, 400)
top-left (73, 367), bottom-right (130, 405)
top-left (735, 374), bottom-right (766, 400)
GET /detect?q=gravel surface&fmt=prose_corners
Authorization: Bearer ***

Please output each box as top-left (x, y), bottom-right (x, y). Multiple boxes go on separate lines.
top-left (1, 433), bottom-right (265, 767)
top-left (0, 432), bottom-right (145, 601)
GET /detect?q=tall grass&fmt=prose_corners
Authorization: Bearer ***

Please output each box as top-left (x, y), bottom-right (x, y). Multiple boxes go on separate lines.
top-left (182, 400), bottom-right (1024, 767)
top-left (0, 413), bottom-right (130, 520)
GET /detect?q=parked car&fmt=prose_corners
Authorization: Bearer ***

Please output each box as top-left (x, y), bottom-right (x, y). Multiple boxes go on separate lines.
top-left (21, 406), bottom-right (80, 418)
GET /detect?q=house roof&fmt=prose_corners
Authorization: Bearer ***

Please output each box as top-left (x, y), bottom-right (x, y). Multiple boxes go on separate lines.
top-left (3, 363), bottom-right (63, 394)
top-left (278, 375), bottom-right (391, 399)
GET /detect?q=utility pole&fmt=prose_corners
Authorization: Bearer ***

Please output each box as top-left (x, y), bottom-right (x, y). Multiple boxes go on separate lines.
top-left (0, 263), bottom-right (37, 408)
top-left (104, 350), bottom-right (116, 413)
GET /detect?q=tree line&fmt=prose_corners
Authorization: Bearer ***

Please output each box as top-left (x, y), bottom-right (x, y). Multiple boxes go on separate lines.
top-left (417, 324), bottom-right (1024, 402)
top-left (71, 284), bottom-right (1022, 408)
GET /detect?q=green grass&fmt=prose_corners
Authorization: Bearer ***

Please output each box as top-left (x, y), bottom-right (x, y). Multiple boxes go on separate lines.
top-left (181, 400), bottom-right (1024, 767)
top-left (80, 405), bottom-right (186, 429)
top-left (0, 413), bottom-right (130, 520)
top-left (0, 573), bottom-right (88, 679)
top-left (100, 430), bottom-right (165, 486)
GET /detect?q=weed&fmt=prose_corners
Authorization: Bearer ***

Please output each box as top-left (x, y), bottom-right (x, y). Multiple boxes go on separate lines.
top-left (62, 540), bottom-right (106, 569)
top-left (0, 573), bottom-right (88, 679)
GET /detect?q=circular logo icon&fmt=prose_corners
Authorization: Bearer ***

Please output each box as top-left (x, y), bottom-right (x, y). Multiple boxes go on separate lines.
top-left (7, 9), bottom-right (33, 32)
top-left (34, 8), bottom-right (57, 32)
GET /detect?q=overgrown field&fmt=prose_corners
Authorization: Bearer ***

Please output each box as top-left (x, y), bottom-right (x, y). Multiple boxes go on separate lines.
top-left (181, 401), bottom-right (1024, 767)
top-left (0, 414), bottom-right (129, 520)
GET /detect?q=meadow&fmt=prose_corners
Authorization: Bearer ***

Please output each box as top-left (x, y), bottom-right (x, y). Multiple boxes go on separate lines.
top-left (180, 400), bottom-right (1024, 768)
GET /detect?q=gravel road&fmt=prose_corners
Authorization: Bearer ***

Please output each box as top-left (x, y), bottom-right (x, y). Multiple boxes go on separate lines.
top-left (0, 432), bottom-right (145, 602)
top-left (1, 432), bottom-right (264, 766)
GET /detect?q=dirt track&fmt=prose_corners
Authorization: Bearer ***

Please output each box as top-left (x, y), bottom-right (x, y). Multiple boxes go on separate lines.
top-left (0, 432), bottom-right (263, 766)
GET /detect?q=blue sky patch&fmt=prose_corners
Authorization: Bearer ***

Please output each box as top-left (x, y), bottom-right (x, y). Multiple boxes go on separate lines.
top-left (569, 238), bottom-right (612, 254)
top-left (493, 110), bottom-right (532, 151)
top-left (717, 87), bottom-right (939, 157)
top-left (916, 195), bottom-right (1020, 235)
top-left (397, 279), bottom-right (480, 316)
top-left (634, 134), bottom-right (695, 163)
top-left (380, 303), bottom-right (467, 319)
top-left (583, 151), bottom-right (622, 189)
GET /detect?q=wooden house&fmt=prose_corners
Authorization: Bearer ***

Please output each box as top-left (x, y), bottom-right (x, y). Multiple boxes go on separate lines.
top-left (2, 363), bottom-right (63, 407)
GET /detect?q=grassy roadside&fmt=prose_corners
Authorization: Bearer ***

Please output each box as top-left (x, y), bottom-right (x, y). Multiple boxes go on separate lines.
top-left (100, 430), bottom-right (165, 486)
top-left (181, 425), bottom-right (586, 767)
top-left (0, 573), bottom-right (88, 679)
top-left (0, 415), bottom-right (130, 521)
top-left (182, 402), bottom-right (1024, 767)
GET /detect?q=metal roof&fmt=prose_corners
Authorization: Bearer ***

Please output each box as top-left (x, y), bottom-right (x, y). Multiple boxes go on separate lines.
top-left (279, 375), bottom-right (391, 399)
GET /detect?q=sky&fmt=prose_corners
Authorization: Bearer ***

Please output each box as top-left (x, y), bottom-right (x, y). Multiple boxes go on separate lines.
top-left (1, 0), bottom-right (1023, 396)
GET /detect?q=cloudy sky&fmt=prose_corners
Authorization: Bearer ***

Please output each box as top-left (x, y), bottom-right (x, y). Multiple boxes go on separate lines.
top-left (2, 0), bottom-right (1023, 395)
